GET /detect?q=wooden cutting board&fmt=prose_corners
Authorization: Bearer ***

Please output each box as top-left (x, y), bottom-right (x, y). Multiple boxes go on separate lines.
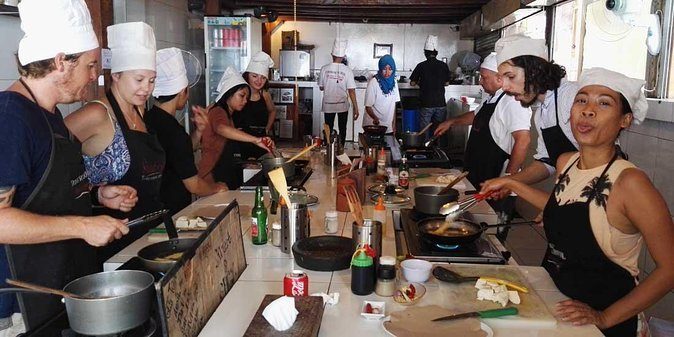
top-left (414, 171), bottom-right (467, 190)
top-left (438, 264), bottom-right (557, 329)
top-left (243, 295), bottom-right (325, 337)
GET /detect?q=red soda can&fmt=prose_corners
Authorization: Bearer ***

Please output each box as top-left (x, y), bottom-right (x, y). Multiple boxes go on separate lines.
top-left (283, 270), bottom-right (308, 296)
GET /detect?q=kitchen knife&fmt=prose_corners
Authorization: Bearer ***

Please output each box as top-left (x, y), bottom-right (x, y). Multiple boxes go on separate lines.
top-left (432, 307), bottom-right (518, 322)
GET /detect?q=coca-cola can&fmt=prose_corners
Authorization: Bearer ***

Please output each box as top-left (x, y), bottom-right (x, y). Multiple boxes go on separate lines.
top-left (283, 270), bottom-right (308, 297)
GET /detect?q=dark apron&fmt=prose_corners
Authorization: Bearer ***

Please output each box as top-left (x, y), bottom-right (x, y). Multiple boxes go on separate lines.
top-left (96, 91), bottom-right (165, 262)
top-left (542, 154), bottom-right (637, 337)
top-left (464, 92), bottom-right (509, 189)
top-left (540, 89), bottom-right (577, 167)
top-left (5, 80), bottom-right (98, 330)
top-left (212, 141), bottom-right (243, 190)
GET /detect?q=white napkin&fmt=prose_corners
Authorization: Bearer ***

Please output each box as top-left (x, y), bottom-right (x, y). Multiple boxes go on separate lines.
top-left (336, 153), bottom-right (351, 166)
top-left (310, 292), bottom-right (340, 306)
top-left (262, 296), bottom-right (298, 331)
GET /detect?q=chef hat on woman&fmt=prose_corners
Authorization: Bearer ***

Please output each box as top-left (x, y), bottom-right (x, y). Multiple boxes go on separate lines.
top-left (153, 48), bottom-right (188, 97)
top-left (17, 0), bottom-right (99, 65)
top-left (578, 68), bottom-right (648, 125)
top-left (495, 34), bottom-right (547, 66)
top-left (215, 67), bottom-right (248, 103)
top-left (107, 22), bottom-right (156, 73)
top-left (245, 51), bottom-right (274, 77)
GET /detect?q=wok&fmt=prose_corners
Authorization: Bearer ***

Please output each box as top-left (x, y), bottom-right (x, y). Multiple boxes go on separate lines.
top-left (1, 270), bottom-right (154, 335)
top-left (363, 125), bottom-right (388, 135)
top-left (261, 154), bottom-right (295, 178)
top-left (418, 218), bottom-right (535, 245)
top-left (137, 238), bottom-right (198, 273)
top-left (413, 186), bottom-right (459, 215)
top-left (400, 132), bottom-right (425, 148)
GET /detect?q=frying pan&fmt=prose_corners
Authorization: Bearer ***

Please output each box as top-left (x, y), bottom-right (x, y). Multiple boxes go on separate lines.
top-left (261, 154), bottom-right (295, 178)
top-left (400, 132), bottom-right (425, 148)
top-left (363, 125), bottom-right (388, 135)
top-left (418, 218), bottom-right (535, 245)
top-left (137, 238), bottom-right (198, 273)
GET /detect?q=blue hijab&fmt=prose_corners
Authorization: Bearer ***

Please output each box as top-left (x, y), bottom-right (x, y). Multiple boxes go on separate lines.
top-left (375, 54), bottom-right (396, 95)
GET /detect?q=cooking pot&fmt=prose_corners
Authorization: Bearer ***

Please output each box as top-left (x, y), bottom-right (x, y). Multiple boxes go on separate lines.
top-left (0, 270), bottom-right (155, 335)
top-left (418, 218), bottom-right (535, 245)
top-left (400, 132), bottom-right (425, 148)
top-left (363, 125), bottom-right (388, 135)
top-left (261, 155), bottom-right (295, 178)
top-left (413, 186), bottom-right (459, 215)
top-left (137, 238), bottom-right (198, 273)
top-left (292, 236), bottom-right (354, 271)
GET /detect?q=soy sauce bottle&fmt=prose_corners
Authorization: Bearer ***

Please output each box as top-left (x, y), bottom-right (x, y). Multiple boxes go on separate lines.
top-left (351, 250), bottom-right (375, 295)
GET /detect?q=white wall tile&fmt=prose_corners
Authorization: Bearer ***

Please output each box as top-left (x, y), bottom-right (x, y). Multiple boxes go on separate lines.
top-left (628, 119), bottom-right (660, 136)
top-left (624, 132), bottom-right (659, 179)
top-left (647, 99), bottom-right (674, 123)
top-left (0, 16), bottom-right (21, 81)
top-left (652, 139), bottom-right (674, 211)
top-left (658, 120), bottom-right (674, 141)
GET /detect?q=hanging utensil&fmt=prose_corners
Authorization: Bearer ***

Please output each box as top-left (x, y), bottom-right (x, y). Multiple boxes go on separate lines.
top-left (268, 167), bottom-right (291, 206)
top-left (437, 171), bottom-right (469, 195)
top-left (417, 122), bottom-right (433, 135)
top-left (126, 209), bottom-right (169, 229)
top-left (6, 279), bottom-right (88, 299)
top-left (432, 307), bottom-right (518, 322)
top-left (287, 143), bottom-right (317, 163)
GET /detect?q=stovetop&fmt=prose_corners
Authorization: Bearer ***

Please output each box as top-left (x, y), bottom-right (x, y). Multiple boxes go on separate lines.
top-left (400, 208), bottom-right (508, 264)
top-left (240, 162), bottom-right (313, 191)
top-left (59, 318), bottom-right (157, 337)
top-left (360, 134), bottom-right (452, 169)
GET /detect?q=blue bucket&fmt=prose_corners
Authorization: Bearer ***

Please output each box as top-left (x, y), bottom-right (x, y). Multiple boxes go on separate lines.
top-left (402, 109), bottom-right (419, 133)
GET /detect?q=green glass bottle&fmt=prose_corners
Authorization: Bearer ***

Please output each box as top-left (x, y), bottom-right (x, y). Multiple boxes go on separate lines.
top-left (251, 186), bottom-right (268, 245)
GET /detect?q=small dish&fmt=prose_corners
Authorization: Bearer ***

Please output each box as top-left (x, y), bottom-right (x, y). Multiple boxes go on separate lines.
top-left (361, 301), bottom-right (385, 320)
top-left (392, 282), bottom-right (426, 306)
top-left (400, 259), bottom-right (432, 283)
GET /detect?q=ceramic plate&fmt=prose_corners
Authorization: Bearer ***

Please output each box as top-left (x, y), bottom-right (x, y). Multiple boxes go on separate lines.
top-left (382, 317), bottom-right (493, 337)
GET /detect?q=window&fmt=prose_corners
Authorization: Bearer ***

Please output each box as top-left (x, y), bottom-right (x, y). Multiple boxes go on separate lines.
top-left (552, 1), bottom-right (581, 80)
top-left (501, 10), bottom-right (547, 39)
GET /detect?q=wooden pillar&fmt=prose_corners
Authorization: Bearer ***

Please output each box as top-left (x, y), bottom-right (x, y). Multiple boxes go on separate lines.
top-left (205, 0), bottom-right (221, 16)
top-left (262, 21), bottom-right (283, 56)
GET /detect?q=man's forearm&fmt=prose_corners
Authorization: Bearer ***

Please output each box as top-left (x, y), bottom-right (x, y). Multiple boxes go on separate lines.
top-left (505, 132), bottom-right (530, 174)
top-left (449, 111), bottom-right (475, 126)
top-left (190, 130), bottom-right (202, 151)
top-left (0, 208), bottom-right (82, 244)
top-left (365, 106), bottom-right (377, 120)
top-left (510, 160), bottom-right (552, 185)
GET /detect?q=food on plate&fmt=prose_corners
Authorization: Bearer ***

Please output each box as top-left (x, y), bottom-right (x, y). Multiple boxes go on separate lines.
top-left (154, 252), bottom-right (183, 262)
top-left (175, 216), bottom-right (208, 229)
top-left (436, 174), bottom-right (457, 184)
top-left (363, 302), bottom-right (381, 314)
top-left (394, 283), bottom-right (425, 304)
top-left (361, 301), bottom-right (385, 320)
top-left (478, 277), bottom-right (528, 293)
top-left (475, 279), bottom-right (522, 307)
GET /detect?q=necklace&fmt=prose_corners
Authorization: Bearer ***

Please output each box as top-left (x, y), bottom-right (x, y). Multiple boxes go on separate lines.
top-left (112, 87), bottom-right (139, 129)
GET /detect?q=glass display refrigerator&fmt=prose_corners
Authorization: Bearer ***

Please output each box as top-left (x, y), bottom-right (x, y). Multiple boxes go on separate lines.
top-left (204, 16), bottom-right (262, 105)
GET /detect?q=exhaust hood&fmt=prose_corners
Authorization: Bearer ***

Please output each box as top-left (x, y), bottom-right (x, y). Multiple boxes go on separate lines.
top-left (482, 0), bottom-right (566, 31)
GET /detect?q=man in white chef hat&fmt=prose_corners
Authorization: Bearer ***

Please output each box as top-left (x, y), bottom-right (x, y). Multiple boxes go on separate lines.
top-left (481, 34), bottom-right (580, 197)
top-left (0, 0), bottom-right (138, 332)
top-left (145, 47), bottom-right (226, 216)
top-left (410, 34), bottom-right (452, 138)
top-left (433, 52), bottom-right (532, 239)
top-left (318, 38), bottom-right (358, 144)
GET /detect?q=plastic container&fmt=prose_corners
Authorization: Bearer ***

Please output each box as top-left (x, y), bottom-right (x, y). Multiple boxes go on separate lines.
top-left (400, 259), bottom-right (433, 283)
top-left (324, 210), bottom-right (339, 234)
top-left (402, 109), bottom-right (419, 133)
top-left (373, 196), bottom-right (387, 236)
top-left (351, 250), bottom-right (375, 295)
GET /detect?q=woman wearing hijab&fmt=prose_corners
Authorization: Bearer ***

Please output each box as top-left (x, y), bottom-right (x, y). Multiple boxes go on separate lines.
top-left (236, 51), bottom-right (276, 159)
top-left (197, 67), bottom-right (274, 190)
top-left (363, 54), bottom-right (401, 134)
top-left (482, 68), bottom-right (674, 337)
top-left (65, 22), bottom-right (165, 262)
top-left (144, 48), bottom-right (226, 216)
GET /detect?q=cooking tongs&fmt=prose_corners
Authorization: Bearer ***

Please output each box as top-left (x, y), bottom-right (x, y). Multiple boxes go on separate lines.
top-left (127, 209), bottom-right (170, 229)
top-left (439, 191), bottom-right (494, 221)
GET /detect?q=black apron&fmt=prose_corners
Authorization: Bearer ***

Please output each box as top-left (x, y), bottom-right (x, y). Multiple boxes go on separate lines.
top-left (212, 141), bottom-right (243, 190)
top-left (540, 89), bottom-right (577, 167)
top-left (5, 80), bottom-right (98, 330)
top-left (96, 91), bottom-right (165, 262)
top-left (542, 154), bottom-right (637, 337)
top-left (464, 92), bottom-right (509, 188)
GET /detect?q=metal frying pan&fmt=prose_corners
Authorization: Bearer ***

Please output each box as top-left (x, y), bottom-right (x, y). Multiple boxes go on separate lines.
top-left (136, 238), bottom-right (198, 273)
top-left (417, 218), bottom-right (536, 245)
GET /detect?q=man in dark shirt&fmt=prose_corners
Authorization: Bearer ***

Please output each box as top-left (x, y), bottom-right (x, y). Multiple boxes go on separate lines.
top-left (145, 48), bottom-right (225, 215)
top-left (410, 35), bottom-right (451, 138)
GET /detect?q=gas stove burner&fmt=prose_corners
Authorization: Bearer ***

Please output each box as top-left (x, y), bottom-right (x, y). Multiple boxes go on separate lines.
top-left (435, 243), bottom-right (460, 250)
top-left (61, 317), bottom-right (156, 337)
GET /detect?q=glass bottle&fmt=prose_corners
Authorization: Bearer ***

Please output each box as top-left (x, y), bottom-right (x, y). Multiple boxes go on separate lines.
top-left (251, 186), bottom-right (268, 245)
top-left (398, 156), bottom-right (409, 189)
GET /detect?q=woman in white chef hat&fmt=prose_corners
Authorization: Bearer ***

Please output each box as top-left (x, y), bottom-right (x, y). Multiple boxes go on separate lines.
top-left (66, 22), bottom-right (167, 262)
top-left (481, 35), bottom-right (580, 197)
top-left (483, 68), bottom-right (674, 337)
top-left (144, 47), bottom-right (226, 216)
top-left (197, 67), bottom-right (274, 189)
top-left (236, 51), bottom-right (277, 159)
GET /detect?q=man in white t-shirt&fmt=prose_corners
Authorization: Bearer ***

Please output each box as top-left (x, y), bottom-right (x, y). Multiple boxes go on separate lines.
top-left (318, 38), bottom-right (358, 144)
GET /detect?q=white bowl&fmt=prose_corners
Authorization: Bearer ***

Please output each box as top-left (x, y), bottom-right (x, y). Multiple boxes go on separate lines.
top-left (400, 259), bottom-right (433, 283)
top-left (361, 301), bottom-right (385, 320)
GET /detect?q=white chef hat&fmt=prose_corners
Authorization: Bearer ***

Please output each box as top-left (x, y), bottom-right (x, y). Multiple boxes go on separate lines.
top-left (215, 67), bottom-right (248, 103)
top-left (578, 68), bottom-right (648, 125)
top-left (495, 34), bottom-right (547, 66)
top-left (107, 22), bottom-right (156, 73)
top-left (245, 51), bottom-right (274, 77)
top-left (480, 52), bottom-right (498, 72)
top-left (153, 48), bottom-right (188, 97)
top-left (17, 0), bottom-right (99, 66)
top-left (424, 35), bottom-right (438, 51)
top-left (332, 39), bottom-right (348, 58)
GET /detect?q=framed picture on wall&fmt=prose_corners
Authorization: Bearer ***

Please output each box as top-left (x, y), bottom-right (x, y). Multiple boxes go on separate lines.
top-left (373, 43), bottom-right (393, 58)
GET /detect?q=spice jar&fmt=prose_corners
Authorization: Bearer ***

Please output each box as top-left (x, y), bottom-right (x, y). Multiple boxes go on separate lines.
top-left (324, 210), bottom-right (339, 234)
top-left (376, 256), bottom-right (397, 296)
top-left (271, 221), bottom-right (282, 247)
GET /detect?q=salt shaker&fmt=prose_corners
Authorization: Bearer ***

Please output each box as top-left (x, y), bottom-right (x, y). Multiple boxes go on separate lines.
top-left (271, 221), bottom-right (282, 247)
top-left (324, 210), bottom-right (339, 234)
